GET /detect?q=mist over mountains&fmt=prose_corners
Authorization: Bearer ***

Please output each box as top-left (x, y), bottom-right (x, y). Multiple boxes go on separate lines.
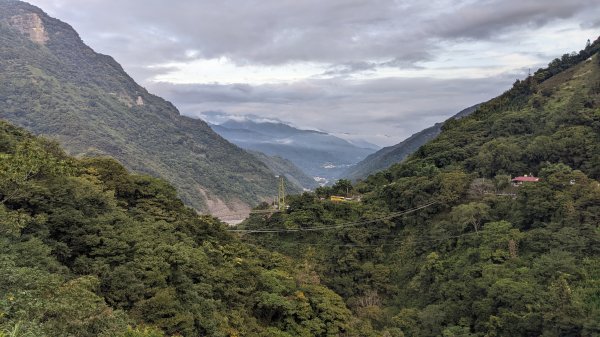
top-left (206, 112), bottom-right (379, 185)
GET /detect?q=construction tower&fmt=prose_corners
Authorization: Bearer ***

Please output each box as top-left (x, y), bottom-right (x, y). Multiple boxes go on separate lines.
top-left (277, 176), bottom-right (286, 211)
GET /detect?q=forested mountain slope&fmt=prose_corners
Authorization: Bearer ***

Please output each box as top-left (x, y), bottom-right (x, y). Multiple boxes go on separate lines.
top-left (0, 120), bottom-right (367, 336)
top-left (0, 0), bottom-right (290, 214)
top-left (211, 119), bottom-right (377, 184)
top-left (249, 150), bottom-right (319, 190)
top-left (241, 39), bottom-right (600, 336)
top-left (343, 104), bottom-right (479, 181)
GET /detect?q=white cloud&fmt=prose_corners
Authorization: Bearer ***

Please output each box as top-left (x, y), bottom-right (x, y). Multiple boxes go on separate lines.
top-left (25, 0), bottom-right (600, 146)
top-left (152, 57), bottom-right (328, 85)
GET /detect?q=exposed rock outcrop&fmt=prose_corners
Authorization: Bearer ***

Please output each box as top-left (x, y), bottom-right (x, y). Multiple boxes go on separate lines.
top-left (8, 13), bottom-right (48, 44)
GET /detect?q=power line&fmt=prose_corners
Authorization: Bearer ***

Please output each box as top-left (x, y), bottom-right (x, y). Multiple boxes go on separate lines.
top-left (246, 231), bottom-right (482, 248)
top-left (227, 201), bottom-right (438, 233)
top-left (246, 230), bottom-right (599, 251)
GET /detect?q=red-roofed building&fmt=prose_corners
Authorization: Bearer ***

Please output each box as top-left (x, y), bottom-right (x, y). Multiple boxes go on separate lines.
top-left (512, 175), bottom-right (540, 185)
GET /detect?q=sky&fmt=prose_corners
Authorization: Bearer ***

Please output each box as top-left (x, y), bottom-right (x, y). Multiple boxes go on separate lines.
top-left (27, 0), bottom-right (600, 146)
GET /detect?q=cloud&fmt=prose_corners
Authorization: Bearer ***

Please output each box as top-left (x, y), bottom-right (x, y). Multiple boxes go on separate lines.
top-left (24, 0), bottom-right (600, 146)
top-left (431, 0), bottom-right (597, 39)
top-left (29, 0), bottom-right (600, 72)
top-left (322, 61), bottom-right (380, 77)
top-left (149, 73), bottom-right (516, 146)
top-left (198, 111), bottom-right (286, 125)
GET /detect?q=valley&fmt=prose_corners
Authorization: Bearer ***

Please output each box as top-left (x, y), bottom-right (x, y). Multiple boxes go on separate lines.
top-left (1, 1), bottom-right (599, 336)
top-left (209, 117), bottom-right (378, 187)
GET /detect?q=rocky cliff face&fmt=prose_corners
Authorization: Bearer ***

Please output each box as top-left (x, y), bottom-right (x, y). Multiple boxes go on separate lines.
top-left (8, 12), bottom-right (48, 44)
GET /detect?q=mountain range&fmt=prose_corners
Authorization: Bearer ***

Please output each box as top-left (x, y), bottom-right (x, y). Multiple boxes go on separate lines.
top-left (343, 104), bottom-right (480, 180)
top-left (210, 117), bottom-right (379, 185)
top-left (1, 1), bottom-right (600, 335)
top-left (0, 0), bottom-right (295, 216)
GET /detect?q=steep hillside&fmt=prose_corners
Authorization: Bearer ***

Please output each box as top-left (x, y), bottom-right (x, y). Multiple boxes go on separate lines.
top-left (249, 150), bottom-right (319, 190)
top-left (0, 0), bottom-right (290, 214)
top-left (241, 39), bottom-right (600, 336)
top-left (0, 119), bottom-right (365, 336)
top-left (344, 104), bottom-right (478, 181)
top-left (211, 119), bottom-right (377, 184)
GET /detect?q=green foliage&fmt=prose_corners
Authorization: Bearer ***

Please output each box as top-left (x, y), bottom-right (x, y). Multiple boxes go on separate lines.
top-left (241, 38), bottom-right (600, 336)
top-left (120, 326), bottom-right (165, 337)
top-left (0, 120), bottom-right (358, 336)
top-left (315, 179), bottom-right (355, 198)
top-left (0, 2), bottom-right (298, 212)
top-left (2, 4), bottom-right (600, 335)
top-left (345, 105), bottom-right (480, 181)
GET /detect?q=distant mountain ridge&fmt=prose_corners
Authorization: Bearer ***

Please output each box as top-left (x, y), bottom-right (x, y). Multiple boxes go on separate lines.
top-left (0, 0), bottom-right (292, 215)
top-left (210, 118), bottom-right (378, 184)
top-left (343, 104), bottom-right (480, 180)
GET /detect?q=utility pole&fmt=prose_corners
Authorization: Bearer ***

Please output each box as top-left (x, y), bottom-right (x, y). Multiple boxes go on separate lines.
top-left (277, 176), bottom-right (286, 211)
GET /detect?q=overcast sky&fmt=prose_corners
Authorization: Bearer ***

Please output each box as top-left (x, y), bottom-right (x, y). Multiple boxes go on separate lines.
top-left (27, 0), bottom-right (600, 146)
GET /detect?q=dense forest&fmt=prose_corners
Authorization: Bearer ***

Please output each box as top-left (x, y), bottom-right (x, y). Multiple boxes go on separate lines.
top-left (1, 30), bottom-right (599, 337)
top-left (2, 1), bottom-right (600, 336)
top-left (0, 120), bottom-right (368, 336)
top-left (240, 39), bottom-right (600, 336)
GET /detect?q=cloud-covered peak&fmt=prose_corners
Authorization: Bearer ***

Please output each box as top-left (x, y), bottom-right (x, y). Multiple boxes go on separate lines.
top-left (200, 111), bottom-right (286, 126)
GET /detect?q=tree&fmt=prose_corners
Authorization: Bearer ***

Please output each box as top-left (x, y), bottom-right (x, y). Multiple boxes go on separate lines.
top-left (120, 326), bottom-right (164, 337)
top-left (468, 178), bottom-right (495, 199)
top-left (450, 202), bottom-right (491, 233)
top-left (332, 179), bottom-right (353, 197)
top-left (493, 175), bottom-right (512, 192)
